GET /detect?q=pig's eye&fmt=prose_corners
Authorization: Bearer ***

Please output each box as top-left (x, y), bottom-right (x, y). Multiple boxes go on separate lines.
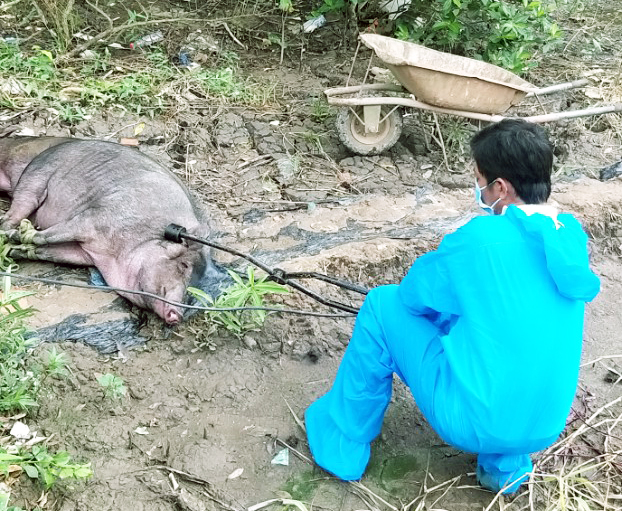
top-left (179, 261), bottom-right (190, 271)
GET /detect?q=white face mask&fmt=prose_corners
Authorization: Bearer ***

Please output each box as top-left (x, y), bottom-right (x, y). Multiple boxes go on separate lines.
top-left (475, 179), bottom-right (501, 215)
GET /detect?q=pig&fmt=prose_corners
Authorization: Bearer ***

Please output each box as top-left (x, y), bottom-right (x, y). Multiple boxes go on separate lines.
top-left (0, 138), bottom-right (227, 325)
top-left (0, 136), bottom-right (73, 193)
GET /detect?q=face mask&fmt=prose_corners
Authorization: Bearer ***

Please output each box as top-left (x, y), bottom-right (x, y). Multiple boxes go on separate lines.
top-left (475, 179), bottom-right (501, 215)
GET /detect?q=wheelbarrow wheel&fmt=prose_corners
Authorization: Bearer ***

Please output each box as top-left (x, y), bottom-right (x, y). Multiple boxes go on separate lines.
top-left (336, 106), bottom-right (403, 156)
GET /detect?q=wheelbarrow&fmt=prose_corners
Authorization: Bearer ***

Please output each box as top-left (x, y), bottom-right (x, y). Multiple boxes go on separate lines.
top-left (326, 33), bottom-right (622, 155)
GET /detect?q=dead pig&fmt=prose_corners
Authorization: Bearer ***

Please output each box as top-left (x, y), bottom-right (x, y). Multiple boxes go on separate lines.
top-left (0, 136), bottom-right (73, 194)
top-left (0, 138), bottom-right (224, 325)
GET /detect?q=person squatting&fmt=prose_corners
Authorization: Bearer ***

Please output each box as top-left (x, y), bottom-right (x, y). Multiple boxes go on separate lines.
top-left (304, 118), bottom-right (601, 494)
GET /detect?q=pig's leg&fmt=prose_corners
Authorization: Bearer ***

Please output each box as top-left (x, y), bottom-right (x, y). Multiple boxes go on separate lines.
top-left (9, 243), bottom-right (93, 266)
top-left (12, 219), bottom-right (88, 246)
top-left (0, 188), bottom-right (48, 230)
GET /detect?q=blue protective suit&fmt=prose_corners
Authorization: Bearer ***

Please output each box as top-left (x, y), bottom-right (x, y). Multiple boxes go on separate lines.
top-left (305, 205), bottom-right (600, 493)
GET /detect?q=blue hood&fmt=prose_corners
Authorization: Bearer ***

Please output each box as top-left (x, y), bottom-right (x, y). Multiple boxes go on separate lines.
top-left (506, 205), bottom-right (600, 302)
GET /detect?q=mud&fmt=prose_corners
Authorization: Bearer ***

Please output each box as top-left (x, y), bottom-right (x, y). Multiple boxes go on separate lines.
top-left (2, 1), bottom-right (622, 510)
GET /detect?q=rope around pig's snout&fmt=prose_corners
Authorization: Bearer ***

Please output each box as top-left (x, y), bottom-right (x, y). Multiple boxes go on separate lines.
top-left (0, 271), bottom-right (357, 319)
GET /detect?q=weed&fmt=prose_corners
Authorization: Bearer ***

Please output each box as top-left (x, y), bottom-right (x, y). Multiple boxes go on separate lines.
top-left (97, 373), bottom-right (127, 401)
top-left (310, 97), bottom-right (331, 123)
top-left (0, 274), bottom-right (87, 509)
top-left (310, 0), bottom-right (347, 18)
top-left (439, 117), bottom-right (473, 157)
top-left (42, 347), bottom-right (69, 379)
top-left (0, 275), bottom-right (38, 413)
top-left (279, 0), bottom-right (295, 13)
top-left (55, 104), bottom-right (89, 123)
top-left (0, 444), bottom-right (92, 489)
top-left (282, 470), bottom-right (322, 501)
top-left (31, 0), bottom-right (77, 51)
top-left (0, 43), bottom-right (276, 124)
top-left (189, 267), bottom-right (289, 341)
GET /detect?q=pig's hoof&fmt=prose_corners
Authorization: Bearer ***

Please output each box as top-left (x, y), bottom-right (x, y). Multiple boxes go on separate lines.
top-left (8, 247), bottom-right (36, 260)
top-left (4, 229), bottom-right (21, 242)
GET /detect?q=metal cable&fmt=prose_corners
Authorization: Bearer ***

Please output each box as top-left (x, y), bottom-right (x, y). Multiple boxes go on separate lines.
top-left (0, 272), bottom-right (356, 318)
top-left (164, 224), bottom-right (367, 314)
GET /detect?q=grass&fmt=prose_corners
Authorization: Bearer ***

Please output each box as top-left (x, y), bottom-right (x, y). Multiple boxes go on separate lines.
top-left (0, 273), bottom-right (93, 509)
top-left (31, 0), bottom-right (76, 52)
top-left (0, 275), bottom-right (40, 413)
top-left (0, 43), bottom-right (277, 123)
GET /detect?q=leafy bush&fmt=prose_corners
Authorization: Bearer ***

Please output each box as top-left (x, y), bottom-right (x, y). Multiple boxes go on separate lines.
top-left (395, 0), bottom-right (563, 74)
top-left (295, 0), bottom-right (562, 74)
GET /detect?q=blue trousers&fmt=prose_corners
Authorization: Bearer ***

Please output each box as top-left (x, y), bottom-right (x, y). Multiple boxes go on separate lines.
top-left (305, 285), bottom-right (532, 494)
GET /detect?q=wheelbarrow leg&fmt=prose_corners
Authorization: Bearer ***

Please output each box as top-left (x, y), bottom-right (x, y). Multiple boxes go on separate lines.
top-left (350, 105), bottom-right (381, 134)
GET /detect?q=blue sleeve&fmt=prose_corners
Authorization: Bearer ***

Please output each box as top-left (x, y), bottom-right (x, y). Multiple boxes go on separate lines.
top-left (397, 227), bottom-right (467, 317)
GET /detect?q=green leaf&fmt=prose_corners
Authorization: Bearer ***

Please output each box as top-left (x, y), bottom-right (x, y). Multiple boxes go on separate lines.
top-left (278, 0), bottom-right (293, 13)
top-left (227, 270), bottom-right (245, 286)
top-left (38, 50), bottom-right (54, 62)
top-left (74, 465), bottom-right (93, 479)
top-left (58, 467), bottom-right (76, 479)
top-left (53, 451), bottom-right (71, 466)
top-left (0, 491), bottom-right (9, 511)
top-left (23, 464), bottom-right (38, 479)
top-left (0, 453), bottom-right (22, 461)
top-left (41, 467), bottom-right (56, 488)
top-left (97, 373), bottom-right (114, 386)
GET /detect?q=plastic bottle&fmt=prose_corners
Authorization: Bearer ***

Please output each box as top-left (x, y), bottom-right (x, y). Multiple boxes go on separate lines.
top-left (130, 31), bottom-right (164, 50)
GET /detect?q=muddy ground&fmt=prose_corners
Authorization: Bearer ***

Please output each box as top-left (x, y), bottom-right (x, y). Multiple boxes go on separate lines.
top-left (2, 1), bottom-right (622, 510)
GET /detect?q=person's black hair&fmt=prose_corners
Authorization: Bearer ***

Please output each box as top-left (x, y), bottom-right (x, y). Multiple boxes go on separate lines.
top-left (470, 119), bottom-right (553, 204)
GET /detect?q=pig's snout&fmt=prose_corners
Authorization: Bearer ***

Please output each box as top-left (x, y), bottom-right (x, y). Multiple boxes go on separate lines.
top-left (151, 297), bottom-right (184, 325)
top-left (165, 308), bottom-right (183, 325)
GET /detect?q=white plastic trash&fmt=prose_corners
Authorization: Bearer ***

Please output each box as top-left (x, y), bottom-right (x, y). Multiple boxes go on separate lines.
top-left (303, 15), bottom-right (326, 34)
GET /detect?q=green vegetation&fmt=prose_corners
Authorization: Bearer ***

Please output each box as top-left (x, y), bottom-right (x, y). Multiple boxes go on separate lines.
top-left (0, 445), bottom-right (92, 490)
top-left (282, 470), bottom-right (322, 501)
top-left (0, 275), bottom-right (92, 509)
top-left (310, 97), bottom-right (331, 123)
top-left (31, 0), bottom-right (77, 51)
top-left (0, 277), bottom-right (39, 413)
top-left (298, 0), bottom-right (562, 75)
top-left (97, 373), bottom-right (127, 401)
top-left (396, 0), bottom-right (563, 74)
top-left (189, 267), bottom-right (289, 341)
top-left (0, 42), bottom-right (276, 124)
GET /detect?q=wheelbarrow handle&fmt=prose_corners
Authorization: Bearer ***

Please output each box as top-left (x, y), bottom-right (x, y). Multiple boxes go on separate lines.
top-left (527, 78), bottom-right (590, 97)
top-left (523, 103), bottom-right (622, 123)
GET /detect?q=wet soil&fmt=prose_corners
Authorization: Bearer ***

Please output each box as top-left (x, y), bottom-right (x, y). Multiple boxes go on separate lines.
top-left (2, 1), bottom-right (622, 510)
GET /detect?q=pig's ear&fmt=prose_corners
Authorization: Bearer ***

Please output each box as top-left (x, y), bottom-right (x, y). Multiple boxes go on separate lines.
top-left (164, 242), bottom-right (186, 259)
top-left (186, 224), bottom-right (210, 240)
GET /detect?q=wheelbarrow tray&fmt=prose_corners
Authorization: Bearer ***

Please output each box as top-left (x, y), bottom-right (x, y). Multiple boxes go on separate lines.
top-left (360, 33), bottom-right (538, 115)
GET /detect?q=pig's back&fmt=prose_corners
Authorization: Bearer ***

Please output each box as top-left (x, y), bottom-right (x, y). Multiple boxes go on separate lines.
top-left (19, 140), bottom-right (205, 233)
top-left (0, 137), bottom-right (74, 193)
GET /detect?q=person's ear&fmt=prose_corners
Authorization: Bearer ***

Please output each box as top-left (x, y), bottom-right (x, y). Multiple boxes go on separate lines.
top-left (495, 178), bottom-right (510, 199)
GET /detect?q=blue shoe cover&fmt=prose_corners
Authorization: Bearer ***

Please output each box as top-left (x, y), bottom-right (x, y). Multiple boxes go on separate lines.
top-left (476, 454), bottom-right (532, 495)
top-left (305, 395), bottom-right (371, 481)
